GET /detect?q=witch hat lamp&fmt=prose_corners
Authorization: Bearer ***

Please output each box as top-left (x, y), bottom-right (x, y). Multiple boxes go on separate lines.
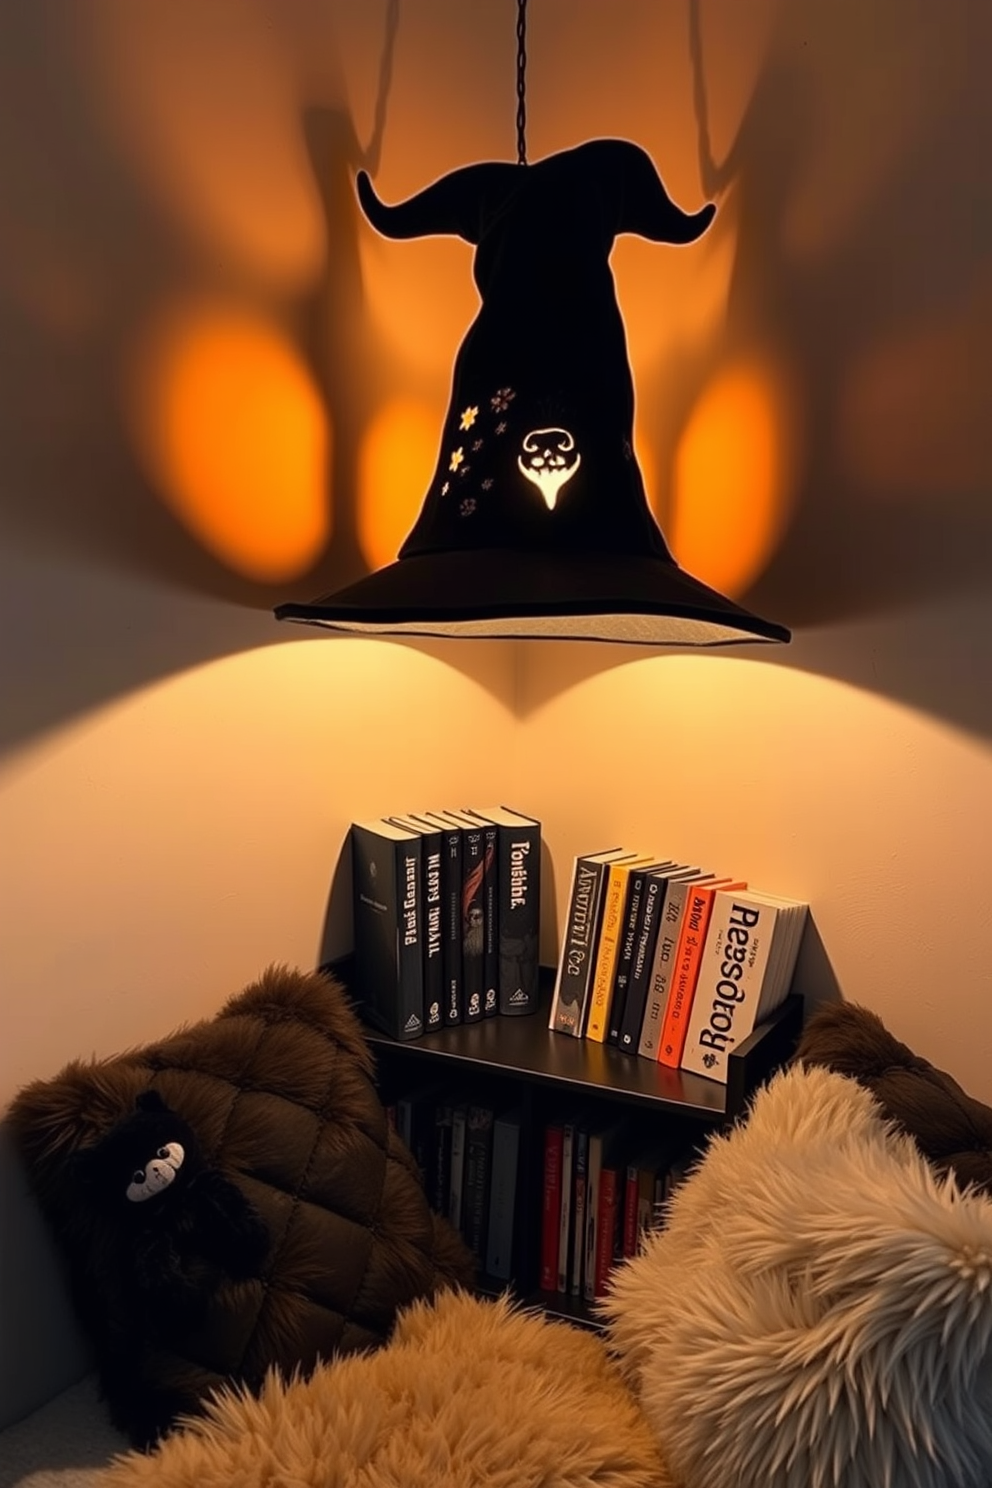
top-left (275, 17), bottom-right (790, 646)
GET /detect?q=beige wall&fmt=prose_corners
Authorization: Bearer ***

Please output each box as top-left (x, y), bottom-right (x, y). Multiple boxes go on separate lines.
top-left (2, 0), bottom-right (991, 1427)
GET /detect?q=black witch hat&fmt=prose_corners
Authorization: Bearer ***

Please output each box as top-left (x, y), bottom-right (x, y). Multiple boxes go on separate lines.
top-left (276, 139), bottom-right (790, 645)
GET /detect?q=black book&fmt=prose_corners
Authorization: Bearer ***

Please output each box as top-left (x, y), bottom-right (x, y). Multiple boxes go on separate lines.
top-left (350, 819), bottom-right (424, 1041)
top-left (617, 863), bottom-right (698, 1054)
top-left (433, 810), bottom-right (486, 1023)
top-left (607, 860), bottom-right (675, 1046)
top-left (463, 1103), bottom-right (496, 1262)
top-left (463, 806), bottom-right (542, 1016)
top-left (414, 813), bottom-right (463, 1025)
top-left (485, 1106), bottom-right (522, 1281)
top-left (388, 816), bottom-right (445, 1031)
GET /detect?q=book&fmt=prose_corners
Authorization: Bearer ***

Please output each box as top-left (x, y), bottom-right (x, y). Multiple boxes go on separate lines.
top-left (448, 1101), bottom-right (469, 1230)
top-left (439, 810), bottom-right (488, 1024)
top-left (462, 807), bottom-right (542, 1016)
top-left (637, 870), bottom-right (714, 1059)
top-left (540, 1121), bottom-right (564, 1291)
top-left (557, 1119), bottom-right (576, 1293)
top-left (429, 1101), bottom-right (454, 1214)
top-left (485, 1107), bottom-right (522, 1280)
top-left (680, 890), bottom-right (809, 1082)
top-left (569, 1125), bottom-right (589, 1298)
top-left (548, 848), bottom-right (634, 1037)
top-left (617, 864), bottom-right (697, 1054)
top-left (425, 815), bottom-right (465, 1026)
top-left (606, 860), bottom-right (675, 1046)
top-left (593, 1164), bottom-right (622, 1296)
top-left (350, 819), bottom-right (425, 1041)
top-left (463, 1103), bottom-right (496, 1261)
top-left (585, 855), bottom-right (657, 1044)
top-left (463, 812), bottom-right (499, 1017)
top-left (583, 1120), bottom-right (625, 1302)
top-left (388, 816), bottom-right (445, 1031)
top-left (658, 878), bottom-right (747, 1068)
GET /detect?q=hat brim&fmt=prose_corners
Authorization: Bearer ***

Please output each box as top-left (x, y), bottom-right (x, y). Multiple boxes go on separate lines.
top-left (274, 549), bottom-right (791, 646)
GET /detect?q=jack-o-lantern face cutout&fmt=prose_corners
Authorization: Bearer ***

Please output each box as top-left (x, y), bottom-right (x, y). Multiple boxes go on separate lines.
top-left (517, 428), bottom-right (581, 510)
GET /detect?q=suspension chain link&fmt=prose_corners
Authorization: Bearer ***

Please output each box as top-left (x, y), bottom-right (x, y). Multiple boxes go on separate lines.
top-left (516, 0), bottom-right (528, 165)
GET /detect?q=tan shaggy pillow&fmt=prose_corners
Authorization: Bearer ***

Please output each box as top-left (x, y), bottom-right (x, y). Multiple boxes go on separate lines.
top-left (5, 966), bottom-right (474, 1449)
top-left (92, 1288), bottom-right (671, 1488)
top-left (601, 1063), bottom-right (992, 1488)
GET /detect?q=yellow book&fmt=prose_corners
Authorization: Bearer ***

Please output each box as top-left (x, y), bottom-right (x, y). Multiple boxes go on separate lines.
top-left (584, 855), bottom-right (656, 1042)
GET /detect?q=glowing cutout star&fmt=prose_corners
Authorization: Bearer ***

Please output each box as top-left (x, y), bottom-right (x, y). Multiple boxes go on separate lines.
top-left (459, 405), bottom-right (479, 430)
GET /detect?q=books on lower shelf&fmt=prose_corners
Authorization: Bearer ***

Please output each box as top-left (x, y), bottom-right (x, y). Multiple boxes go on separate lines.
top-left (349, 807), bottom-right (541, 1042)
top-left (551, 844), bottom-right (808, 1081)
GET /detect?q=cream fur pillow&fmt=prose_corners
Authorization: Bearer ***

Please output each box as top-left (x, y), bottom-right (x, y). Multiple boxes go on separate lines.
top-left (601, 1064), bottom-right (992, 1488)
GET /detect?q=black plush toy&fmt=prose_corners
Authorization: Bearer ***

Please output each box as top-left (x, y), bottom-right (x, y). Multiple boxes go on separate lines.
top-left (75, 1089), bottom-right (269, 1336)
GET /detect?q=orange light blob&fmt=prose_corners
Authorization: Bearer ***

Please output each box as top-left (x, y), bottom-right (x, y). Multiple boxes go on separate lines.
top-left (128, 306), bottom-right (330, 581)
top-left (357, 398), bottom-right (441, 571)
top-left (669, 362), bottom-right (794, 597)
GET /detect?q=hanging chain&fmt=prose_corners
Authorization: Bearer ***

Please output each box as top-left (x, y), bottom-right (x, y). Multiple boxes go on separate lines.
top-left (516, 0), bottom-right (528, 165)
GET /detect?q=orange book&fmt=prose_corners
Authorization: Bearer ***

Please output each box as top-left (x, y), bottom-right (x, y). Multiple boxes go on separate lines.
top-left (656, 878), bottom-right (746, 1067)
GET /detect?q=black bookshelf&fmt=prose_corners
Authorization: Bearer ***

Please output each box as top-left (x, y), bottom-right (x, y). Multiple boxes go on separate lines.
top-left (326, 958), bottom-right (802, 1122)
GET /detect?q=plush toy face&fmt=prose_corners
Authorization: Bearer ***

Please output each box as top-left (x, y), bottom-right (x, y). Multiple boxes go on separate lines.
top-left (126, 1140), bottom-right (185, 1203)
top-left (79, 1089), bottom-right (201, 1214)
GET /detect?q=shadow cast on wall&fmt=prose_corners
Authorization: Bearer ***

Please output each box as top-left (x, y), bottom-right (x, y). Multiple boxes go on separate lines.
top-left (0, 0), bottom-right (990, 752)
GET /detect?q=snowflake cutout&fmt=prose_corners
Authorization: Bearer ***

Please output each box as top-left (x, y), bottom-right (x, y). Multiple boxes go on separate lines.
top-left (481, 477), bottom-right (494, 490)
top-left (458, 462), bottom-right (471, 477)
top-left (495, 420), bottom-right (508, 436)
top-left (459, 405), bottom-right (479, 431)
top-left (460, 497), bottom-right (477, 517)
top-left (491, 387), bottom-right (516, 413)
top-left (441, 480), bottom-right (450, 496)
top-left (449, 447), bottom-right (464, 472)
top-left (622, 439), bottom-right (634, 461)
top-left (471, 438), bottom-right (483, 452)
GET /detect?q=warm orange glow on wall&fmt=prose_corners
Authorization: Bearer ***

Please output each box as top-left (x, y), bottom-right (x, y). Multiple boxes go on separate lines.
top-left (669, 362), bottom-right (793, 597)
top-left (128, 307), bottom-right (330, 581)
top-left (357, 397), bottom-right (440, 570)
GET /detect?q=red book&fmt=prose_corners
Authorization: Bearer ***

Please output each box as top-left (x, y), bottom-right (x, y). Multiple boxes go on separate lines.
top-left (657, 878), bottom-right (746, 1068)
top-left (540, 1123), bottom-right (564, 1291)
top-left (594, 1165), bottom-right (621, 1296)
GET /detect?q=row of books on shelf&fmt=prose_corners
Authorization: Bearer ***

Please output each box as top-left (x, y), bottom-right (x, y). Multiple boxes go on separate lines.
top-left (549, 848), bottom-right (809, 1086)
top-left (351, 806), bottom-right (541, 1040)
top-left (389, 1085), bottom-right (700, 1300)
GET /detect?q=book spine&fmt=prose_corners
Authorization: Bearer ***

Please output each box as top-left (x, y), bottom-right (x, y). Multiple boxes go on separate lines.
top-left (637, 878), bottom-right (693, 1059)
top-left (557, 1122), bottom-right (575, 1294)
top-left (448, 1103), bottom-right (468, 1230)
top-left (548, 859), bottom-right (609, 1037)
top-left (618, 873), bottom-right (668, 1053)
top-left (460, 825), bottom-right (486, 1023)
top-left (351, 826), bottom-right (425, 1042)
top-left (463, 1105), bottom-right (495, 1262)
top-left (429, 1103), bottom-right (453, 1213)
top-left (540, 1123), bottom-right (564, 1291)
top-left (421, 835), bottom-right (444, 1030)
top-left (607, 868), bottom-right (649, 1046)
top-left (479, 823), bottom-right (499, 1017)
top-left (569, 1127), bottom-right (588, 1298)
top-left (497, 821), bottom-right (541, 1015)
top-left (680, 896), bottom-right (779, 1081)
top-left (584, 864), bottom-right (631, 1043)
top-left (583, 1137), bottom-right (603, 1303)
top-left (439, 829), bottom-right (464, 1026)
top-left (658, 887), bottom-right (719, 1067)
top-left (594, 1166), bottom-right (620, 1296)
top-left (485, 1110), bottom-right (521, 1280)
top-left (622, 1162), bottom-right (640, 1258)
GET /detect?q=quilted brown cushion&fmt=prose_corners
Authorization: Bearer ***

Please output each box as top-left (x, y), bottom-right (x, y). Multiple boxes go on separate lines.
top-left (5, 965), bottom-right (475, 1446)
top-left (795, 1000), bottom-right (992, 1194)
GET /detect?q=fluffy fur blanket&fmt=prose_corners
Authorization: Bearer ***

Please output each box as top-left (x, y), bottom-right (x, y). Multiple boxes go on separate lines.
top-left (91, 1289), bottom-right (670, 1488)
top-left (601, 1063), bottom-right (992, 1488)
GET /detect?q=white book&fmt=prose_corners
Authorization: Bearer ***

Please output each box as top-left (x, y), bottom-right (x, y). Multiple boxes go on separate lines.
top-left (679, 889), bottom-right (807, 1083)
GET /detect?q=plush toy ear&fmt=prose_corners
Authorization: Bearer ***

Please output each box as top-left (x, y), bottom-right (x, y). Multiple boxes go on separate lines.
top-left (135, 1089), bottom-right (166, 1114)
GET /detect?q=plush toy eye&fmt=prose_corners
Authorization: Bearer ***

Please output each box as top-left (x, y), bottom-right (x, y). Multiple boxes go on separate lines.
top-left (156, 1146), bottom-right (170, 1159)
top-left (132, 1168), bottom-right (146, 1185)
